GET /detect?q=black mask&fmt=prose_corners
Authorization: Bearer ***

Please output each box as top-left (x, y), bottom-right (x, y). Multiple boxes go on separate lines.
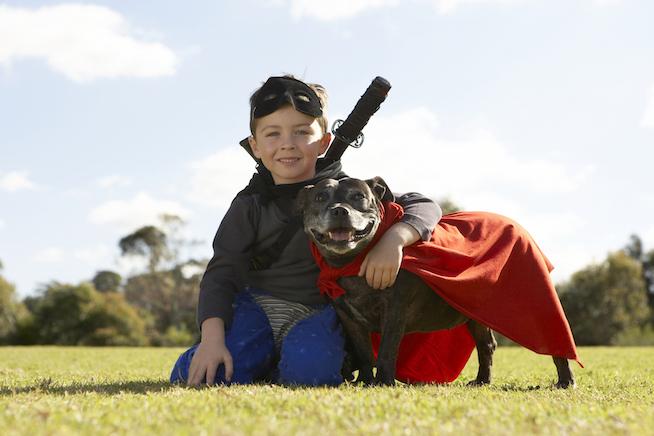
top-left (251, 76), bottom-right (322, 119)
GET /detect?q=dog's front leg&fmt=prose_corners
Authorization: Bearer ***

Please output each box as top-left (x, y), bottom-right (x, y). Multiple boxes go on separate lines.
top-left (333, 298), bottom-right (375, 385)
top-left (375, 289), bottom-right (408, 386)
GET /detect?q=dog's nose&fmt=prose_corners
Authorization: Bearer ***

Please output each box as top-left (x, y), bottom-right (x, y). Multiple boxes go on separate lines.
top-left (330, 206), bottom-right (349, 217)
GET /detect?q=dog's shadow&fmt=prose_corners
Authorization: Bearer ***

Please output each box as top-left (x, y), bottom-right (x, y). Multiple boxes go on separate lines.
top-left (0, 378), bottom-right (176, 396)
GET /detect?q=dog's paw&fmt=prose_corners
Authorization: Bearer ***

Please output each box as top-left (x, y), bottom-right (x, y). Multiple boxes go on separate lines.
top-left (354, 372), bottom-right (374, 386)
top-left (373, 378), bottom-right (396, 387)
top-left (554, 379), bottom-right (576, 389)
top-left (467, 379), bottom-right (490, 387)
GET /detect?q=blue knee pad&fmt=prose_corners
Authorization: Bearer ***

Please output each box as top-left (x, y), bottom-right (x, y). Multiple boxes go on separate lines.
top-left (170, 292), bottom-right (274, 385)
top-left (278, 305), bottom-right (345, 386)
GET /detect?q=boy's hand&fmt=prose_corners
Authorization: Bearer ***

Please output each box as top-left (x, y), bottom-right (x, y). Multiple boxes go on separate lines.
top-left (187, 341), bottom-right (233, 387)
top-left (188, 317), bottom-right (232, 387)
top-left (359, 222), bottom-right (420, 289)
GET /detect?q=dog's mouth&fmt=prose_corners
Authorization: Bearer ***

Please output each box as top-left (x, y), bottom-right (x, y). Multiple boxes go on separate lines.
top-left (311, 220), bottom-right (376, 245)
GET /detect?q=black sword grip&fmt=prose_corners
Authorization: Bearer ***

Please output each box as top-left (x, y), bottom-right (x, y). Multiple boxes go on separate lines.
top-left (324, 76), bottom-right (391, 161)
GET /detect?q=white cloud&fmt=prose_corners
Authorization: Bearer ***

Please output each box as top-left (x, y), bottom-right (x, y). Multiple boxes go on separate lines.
top-left (88, 192), bottom-right (190, 232)
top-left (0, 171), bottom-right (37, 192)
top-left (97, 175), bottom-right (132, 189)
top-left (344, 107), bottom-right (593, 199)
top-left (429, 0), bottom-right (525, 15)
top-left (591, 0), bottom-right (622, 6)
top-left (277, 0), bottom-right (615, 20)
top-left (114, 254), bottom-right (149, 277)
top-left (0, 4), bottom-right (178, 82)
top-left (34, 247), bottom-right (65, 263)
top-left (0, 218), bottom-right (5, 230)
top-left (286, 0), bottom-right (399, 21)
top-left (73, 244), bottom-right (112, 266)
top-left (181, 263), bottom-right (205, 279)
top-left (642, 225), bottom-right (654, 250)
top-left (186, 147), bottom-right (257, 209)
top-left (276, 0), bottom-right (528, 20)
top-left (641, 84), bottom-right (654, 128)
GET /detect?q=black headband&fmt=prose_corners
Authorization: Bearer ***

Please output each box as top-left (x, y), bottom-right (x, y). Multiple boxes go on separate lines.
top-left (251, 76), bottom-right (323, 120)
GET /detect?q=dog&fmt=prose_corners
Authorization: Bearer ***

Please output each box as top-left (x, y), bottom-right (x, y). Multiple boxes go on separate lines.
top-left (297, 176), bottom-right (575, 387)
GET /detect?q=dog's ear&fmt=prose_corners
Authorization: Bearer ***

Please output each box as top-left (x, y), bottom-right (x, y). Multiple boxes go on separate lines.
top-left (365, 176), bottom-right (394, 202)
top-left (295, 184), bottom-right (315, 214)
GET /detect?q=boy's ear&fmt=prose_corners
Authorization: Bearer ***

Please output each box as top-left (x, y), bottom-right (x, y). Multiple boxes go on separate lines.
top-left (248, 136), bottom-right (261, 159)
top-left (319, 132), bottom-right (332, 155)
top-left (365, 176), bottom-right (394, 202)
top-left (295, 184), bottom-right (315, 215)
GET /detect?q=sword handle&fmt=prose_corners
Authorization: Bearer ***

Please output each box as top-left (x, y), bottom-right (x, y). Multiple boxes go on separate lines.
top-left (324, 76), bottom-right (391, 162)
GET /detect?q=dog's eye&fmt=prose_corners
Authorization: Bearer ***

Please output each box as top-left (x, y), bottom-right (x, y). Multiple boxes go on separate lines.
top-left (315, 192), bottom-right (328, 202)
top-left (352, 192), bottom-right (365, 201)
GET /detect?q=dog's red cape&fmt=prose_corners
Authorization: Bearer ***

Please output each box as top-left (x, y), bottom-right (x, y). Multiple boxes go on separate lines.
top-left (311, 202), bottom-right (582, 384)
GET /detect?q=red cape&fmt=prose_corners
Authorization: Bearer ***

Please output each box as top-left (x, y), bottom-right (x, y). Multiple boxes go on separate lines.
top-left (311, 202), bottom-right (582, 384)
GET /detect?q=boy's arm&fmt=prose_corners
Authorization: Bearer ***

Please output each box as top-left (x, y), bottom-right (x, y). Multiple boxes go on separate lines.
top-left (394, 192), bottom-right (442, 241)
top-left (197, 195), bottom-right (258, 329)
top-left (191, 195), bottom-right (257, 386)
top-left (359, 192), bottom-right (441, 289)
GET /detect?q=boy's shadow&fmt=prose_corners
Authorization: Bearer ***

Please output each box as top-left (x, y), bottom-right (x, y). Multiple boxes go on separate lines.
top-left (0, 379), bottom-right (176, 396)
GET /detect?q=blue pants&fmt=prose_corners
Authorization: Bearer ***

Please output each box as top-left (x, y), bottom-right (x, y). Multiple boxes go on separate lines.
top-left (170, 292), bottom-right (344, 386)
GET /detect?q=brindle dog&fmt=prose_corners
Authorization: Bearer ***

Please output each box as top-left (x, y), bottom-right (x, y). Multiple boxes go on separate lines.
top-left (297, 176), bottom-right (575, 388)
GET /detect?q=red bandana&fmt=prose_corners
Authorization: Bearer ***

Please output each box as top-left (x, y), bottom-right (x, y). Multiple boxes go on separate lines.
top-left (310, 202), bottom-right (582, 384)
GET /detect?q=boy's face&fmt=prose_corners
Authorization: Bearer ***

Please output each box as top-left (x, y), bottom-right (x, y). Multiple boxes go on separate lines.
top-left (249, 105), bottom-right (331, 185)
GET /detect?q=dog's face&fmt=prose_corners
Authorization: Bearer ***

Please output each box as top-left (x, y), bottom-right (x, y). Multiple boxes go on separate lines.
top-left (297, 177), bottom-right (390, 263)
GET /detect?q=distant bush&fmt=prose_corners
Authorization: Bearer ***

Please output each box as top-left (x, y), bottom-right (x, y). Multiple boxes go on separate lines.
top-left (613, 325), bottom-right (654, 346)
top-left (160, 324), bottom-right (197, 347)
top-left (15, 282), bottom-right (148, 346)
top-left (559, 251), bottom-right (651, 345)
top-left (0, 274), bottom-right (29, 344)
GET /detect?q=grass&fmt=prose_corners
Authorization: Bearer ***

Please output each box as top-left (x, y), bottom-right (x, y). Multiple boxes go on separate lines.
top-left (1, 346), bottom-right (653, 435)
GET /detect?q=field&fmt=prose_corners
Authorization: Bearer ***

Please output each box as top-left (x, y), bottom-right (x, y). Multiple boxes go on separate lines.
top-left (1, 346), bottom-right (653, 435)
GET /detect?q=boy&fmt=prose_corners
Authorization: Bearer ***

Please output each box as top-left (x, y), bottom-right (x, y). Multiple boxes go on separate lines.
top-left (170, 75), bottom-right (441, 386)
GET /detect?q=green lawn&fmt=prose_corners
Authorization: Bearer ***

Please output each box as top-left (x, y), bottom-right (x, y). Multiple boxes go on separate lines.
top-left (1, 346), bottom-right (652, 435)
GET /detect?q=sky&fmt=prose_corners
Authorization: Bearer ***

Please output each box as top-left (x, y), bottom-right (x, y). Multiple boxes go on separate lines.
top-left (1, 0), bottom-right (653, 298)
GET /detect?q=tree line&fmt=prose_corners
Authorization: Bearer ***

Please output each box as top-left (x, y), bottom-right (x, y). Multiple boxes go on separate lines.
top-left (1, 212), bottom-right (653, 346)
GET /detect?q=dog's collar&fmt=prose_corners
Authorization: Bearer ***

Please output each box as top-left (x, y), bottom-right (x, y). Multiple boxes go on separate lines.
top-left (312, 201), bottom-right (404, 299)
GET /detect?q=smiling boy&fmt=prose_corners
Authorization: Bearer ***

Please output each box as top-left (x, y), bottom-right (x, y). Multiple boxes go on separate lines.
top-left (170, 75), bottom-right (441, 387)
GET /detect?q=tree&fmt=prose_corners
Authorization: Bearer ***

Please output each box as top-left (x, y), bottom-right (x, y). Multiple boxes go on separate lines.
top-left (438, 198), bottom-right (462, 215)
top-left (559, 251), bottom-right (651, 345)
top-left (92, 270), bottom-right (122, 293)
top-left (118, 215), bottom-right (204, 344)
top-left (0, 265), bottom-right (29, 344)
top-left (119, 226), bottom-right (170, 273)
top-left (80, 292), bottom-right (149, 346)
top-left (623, 234), bottom-right (654, 311)
top-left (123, 261), bottom-right (201, 344)
top-left (624, 234), bottom-right (643, 260)
top-left (18, 282), bottom-right (148, 345)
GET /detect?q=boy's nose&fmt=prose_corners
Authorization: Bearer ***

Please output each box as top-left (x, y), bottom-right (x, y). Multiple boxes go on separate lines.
top-left (280, 137), bottom-right (297, 149)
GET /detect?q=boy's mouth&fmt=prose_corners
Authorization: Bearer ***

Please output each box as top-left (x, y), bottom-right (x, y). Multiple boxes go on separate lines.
top-left (277, 157), bottom-right (300, 164)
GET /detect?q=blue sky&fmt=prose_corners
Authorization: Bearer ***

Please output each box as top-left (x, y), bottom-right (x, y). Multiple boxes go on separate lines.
top-left (1, 0), bottom-right (653, 297)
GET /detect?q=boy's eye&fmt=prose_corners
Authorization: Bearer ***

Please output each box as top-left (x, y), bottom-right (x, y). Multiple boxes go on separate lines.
top-left (295, 129), bottom-right (310, 136)
top-left (315, 192), bottom-right (329, 202)
top-left (265, 131), bottom-right (280, 137)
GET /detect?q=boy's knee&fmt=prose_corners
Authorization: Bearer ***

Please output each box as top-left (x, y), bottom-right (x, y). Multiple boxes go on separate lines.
top-left (170, 292), bottom-right (275, 385)
top-left (278, 306), bottom-right (345, 386)
top-left (170, 343), bottom-right (197, 384)
top-left (226, 293), bottom-right (275, 382)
